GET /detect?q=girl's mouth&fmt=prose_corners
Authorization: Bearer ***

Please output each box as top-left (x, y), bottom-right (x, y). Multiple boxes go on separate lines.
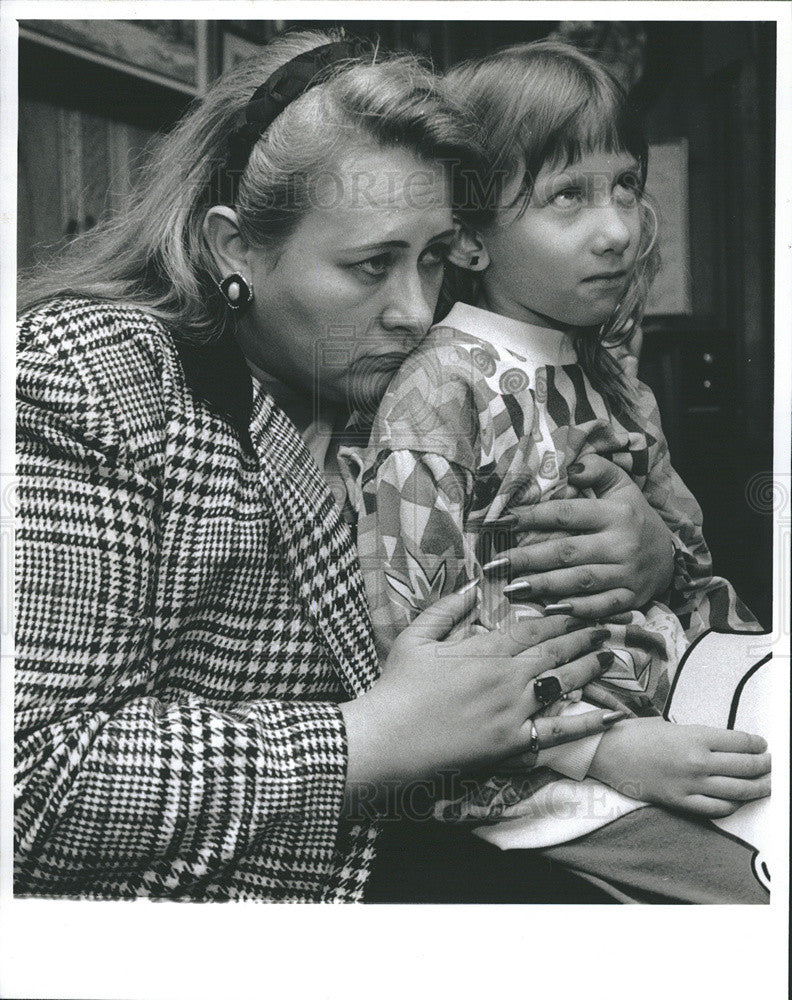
top-left (582, 270), bottom-right (627, 284)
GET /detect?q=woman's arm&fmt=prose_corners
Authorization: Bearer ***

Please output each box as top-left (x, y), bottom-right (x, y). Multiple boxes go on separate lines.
top-left (16, 333), bottom-right (350, 899)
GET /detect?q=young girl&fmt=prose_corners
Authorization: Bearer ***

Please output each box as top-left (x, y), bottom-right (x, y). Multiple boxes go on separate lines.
top-left (339, 41), bottom-right (768, 897)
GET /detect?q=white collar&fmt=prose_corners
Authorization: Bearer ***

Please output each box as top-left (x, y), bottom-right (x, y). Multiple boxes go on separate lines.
top-left (439, 302), bottom-right (578, 365)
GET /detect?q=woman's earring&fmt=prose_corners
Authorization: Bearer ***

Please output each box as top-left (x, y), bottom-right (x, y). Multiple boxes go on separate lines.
top-left (218, 272), bottom-right (253, 311)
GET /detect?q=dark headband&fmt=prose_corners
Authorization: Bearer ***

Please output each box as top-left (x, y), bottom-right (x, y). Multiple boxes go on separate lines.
top-left (220, 38), bottom-right (373, 204)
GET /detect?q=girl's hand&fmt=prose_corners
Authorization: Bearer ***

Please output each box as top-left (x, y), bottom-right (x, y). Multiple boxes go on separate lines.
top-left (484, 454), bottom-right (675, 618)
top-left (588, 716), bottom-right (771, 817)
top-left (340, 588), bottom-right (623, 801)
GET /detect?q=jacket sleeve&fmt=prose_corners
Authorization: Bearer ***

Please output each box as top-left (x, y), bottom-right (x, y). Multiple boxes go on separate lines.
top-left (15, 331), bottom-right (349, 899)
top-left (632, 378), bottom-right (761, 639)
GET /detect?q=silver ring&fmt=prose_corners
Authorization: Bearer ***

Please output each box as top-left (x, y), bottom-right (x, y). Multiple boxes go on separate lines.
top-left (527, 720), bottom-right (540, 755)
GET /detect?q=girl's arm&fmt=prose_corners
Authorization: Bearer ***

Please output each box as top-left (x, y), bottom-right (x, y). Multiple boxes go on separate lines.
top-left (629, 379), bottom-right (762, 637)
top-left (587, 716), bottom-right (771, 817)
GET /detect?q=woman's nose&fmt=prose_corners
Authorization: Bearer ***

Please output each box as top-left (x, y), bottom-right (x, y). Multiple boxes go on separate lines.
top-left (592, 202), bottom-right (632, 256)
top-left (379, 271), bottom-right (434, 342)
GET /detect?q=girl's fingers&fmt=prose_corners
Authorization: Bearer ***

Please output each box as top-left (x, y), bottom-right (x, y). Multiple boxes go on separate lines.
top-left (709, 751), bottom-right (772, 778)
top-left (706, 728), bottom-right (768, 755)
top-left (681, 795), bottom-right (743, 819)
top-left (528, 708), bottom-right (626, 749)
top-left (701, 775), bottom-right (771, 802)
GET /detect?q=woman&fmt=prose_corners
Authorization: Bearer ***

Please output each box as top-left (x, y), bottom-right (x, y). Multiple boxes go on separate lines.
top-left (16, 31), bottom-right (767, 903)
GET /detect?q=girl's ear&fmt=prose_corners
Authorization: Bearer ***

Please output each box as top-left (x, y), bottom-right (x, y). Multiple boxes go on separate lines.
top-left (202, 206), bottom-right (248, 278)
top-left (448, 218), bottom-right (490, 272)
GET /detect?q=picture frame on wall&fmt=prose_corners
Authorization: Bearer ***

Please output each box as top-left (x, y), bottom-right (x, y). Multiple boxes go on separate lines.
top-left (18, 19), bottom-right (202, 93)
top-left (221, 30), bottom-right (267, 72)
top-left (645, 138), bottom-right (693, 316)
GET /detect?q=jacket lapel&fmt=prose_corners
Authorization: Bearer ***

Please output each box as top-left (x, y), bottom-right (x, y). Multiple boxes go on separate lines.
top-left (248, 385), bottom-right (380, 697)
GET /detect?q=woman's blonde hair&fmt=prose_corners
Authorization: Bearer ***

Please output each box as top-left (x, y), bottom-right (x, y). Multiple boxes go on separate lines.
top-left (442, 39), bottom-right (660, 414)
top-left (19, 30), bottom-right (483, 344)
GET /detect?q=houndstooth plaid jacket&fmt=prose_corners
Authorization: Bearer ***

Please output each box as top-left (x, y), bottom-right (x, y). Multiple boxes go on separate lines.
top-left (16, 296), bottom-right (381, 901)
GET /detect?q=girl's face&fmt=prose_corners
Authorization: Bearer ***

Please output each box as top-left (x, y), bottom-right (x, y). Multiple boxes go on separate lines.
top-left (480, 150), bottom-right (642, 332)
top-left (238, 145), bottom-right (454, 413)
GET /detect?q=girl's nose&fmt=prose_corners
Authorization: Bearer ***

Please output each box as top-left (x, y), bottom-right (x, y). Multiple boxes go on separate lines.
top-left (380, 270), bottom-right (434, 342)
top-left (592, 202), bottom-right (632, 256)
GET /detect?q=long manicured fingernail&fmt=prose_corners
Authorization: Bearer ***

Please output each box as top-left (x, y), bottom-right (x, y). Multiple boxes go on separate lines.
top-left (568, 463), bottom-right (585, 474)
top-left (485, 514), bottom-right (518, 529)
top-left (590, 628), bottom-right (611, 646)
top-left (565, 617), bottom-right (586, 632)
top-left (543, 603), bottom-right (572, 615)
top-left (455, 579), bottom-right (479, 596)
top-left (602, 710), bottom-right (628, 725)
top-left (503, 579), bottom-right (531, 595)
top-left (482, 556), bottom-right (511, 573)
top-left (597, 650), bottom-right (615, 668)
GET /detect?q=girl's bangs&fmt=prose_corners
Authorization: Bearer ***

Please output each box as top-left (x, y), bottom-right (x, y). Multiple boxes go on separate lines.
top-left (535, 91), bottom-right (648, 183)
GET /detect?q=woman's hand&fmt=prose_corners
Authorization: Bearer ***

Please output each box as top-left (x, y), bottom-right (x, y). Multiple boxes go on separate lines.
top-left (484, 454), bottom-right (675, 618)
top-left (340, 587), bottom-right (624, 802)
top-left (588, 716), bottom-right (771, 818)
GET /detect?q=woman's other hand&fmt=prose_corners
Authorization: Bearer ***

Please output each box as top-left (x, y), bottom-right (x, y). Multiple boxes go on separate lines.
top-left (340, 587), bottom-right (624, 802)
top-left (588, 716), bottom-right (771, 817)
top-left (484, 454), bottom-right (675, 618)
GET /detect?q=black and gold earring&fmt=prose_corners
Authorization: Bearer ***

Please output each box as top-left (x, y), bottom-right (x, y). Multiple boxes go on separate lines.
top-left (218, 272), bottom-right (253, 311)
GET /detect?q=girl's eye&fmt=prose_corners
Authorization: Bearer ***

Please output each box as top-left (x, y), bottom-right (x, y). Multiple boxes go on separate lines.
top-left (550, 187), bottom-right (583, 209)
top-left (356, 252), bottom-right (392, 278)
top-left (615, 174), bottom-right (641, 207)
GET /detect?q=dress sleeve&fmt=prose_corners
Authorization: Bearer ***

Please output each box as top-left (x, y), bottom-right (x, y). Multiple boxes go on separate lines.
top-left (354, 448), bottom-right (475, 660)
top-left (632, 379), bottom-right (761, 638)
top-left (16, 336), bottom-right (349, 899)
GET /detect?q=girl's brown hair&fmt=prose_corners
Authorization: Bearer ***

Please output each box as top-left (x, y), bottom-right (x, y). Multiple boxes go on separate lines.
top-left (442, 39), bottom-right (660, 414)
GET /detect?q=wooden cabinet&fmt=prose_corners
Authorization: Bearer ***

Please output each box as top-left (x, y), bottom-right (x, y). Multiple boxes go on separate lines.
top-left (17, 21), bottom-right (204, 270)
top-left (18, 98), bottom-right (157, 270)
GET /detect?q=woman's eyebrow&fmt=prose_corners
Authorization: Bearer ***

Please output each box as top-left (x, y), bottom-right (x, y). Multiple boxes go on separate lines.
top-left (343, 229), bottom-right (456, 254)
top-left (552, 160), bottom-right (641, 184)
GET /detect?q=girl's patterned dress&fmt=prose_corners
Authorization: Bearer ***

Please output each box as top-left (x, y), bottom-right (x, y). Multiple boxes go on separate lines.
top-left (340, 302), bottom-right (760, 843)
